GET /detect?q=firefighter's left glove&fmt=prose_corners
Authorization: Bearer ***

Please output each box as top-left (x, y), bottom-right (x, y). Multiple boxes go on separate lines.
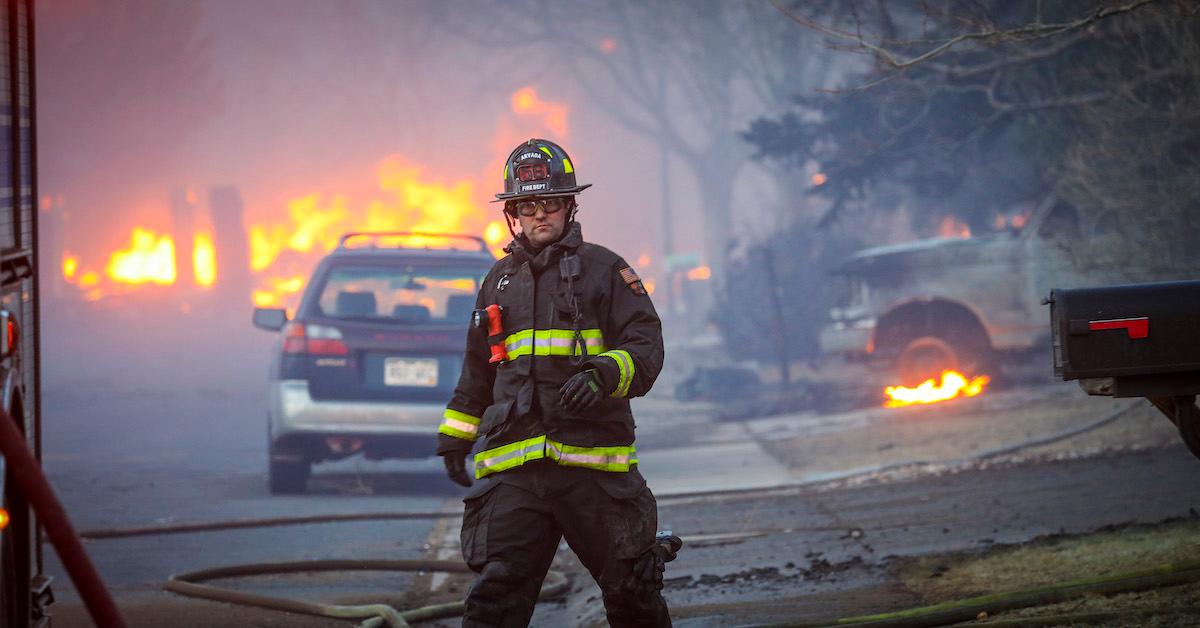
top-left (632, 534), bottom-right (681, 594)
top-left (559, 369), bottom-right (604, 414)
top-left (442, 451), bottom-right (472, 487)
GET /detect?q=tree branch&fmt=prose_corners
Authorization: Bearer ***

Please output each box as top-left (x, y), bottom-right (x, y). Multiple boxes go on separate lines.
top-left (771, 0), bottom-right (1161, 70)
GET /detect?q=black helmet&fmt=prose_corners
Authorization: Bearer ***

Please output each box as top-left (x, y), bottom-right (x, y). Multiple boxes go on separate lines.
top-left (494, 138), bottom-right (592, 202)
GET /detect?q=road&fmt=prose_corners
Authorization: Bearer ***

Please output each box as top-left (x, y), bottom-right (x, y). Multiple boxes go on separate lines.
top-left (36, 359), bottom-right (1200, 626)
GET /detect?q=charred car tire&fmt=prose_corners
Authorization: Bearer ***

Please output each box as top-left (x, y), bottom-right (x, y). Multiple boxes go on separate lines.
top-left (269, 457), bottom-right (311, 494)
top-left (896, 336), bottom-right (960, 387)
top-left (1175, 399), bottom-right (1200, 461)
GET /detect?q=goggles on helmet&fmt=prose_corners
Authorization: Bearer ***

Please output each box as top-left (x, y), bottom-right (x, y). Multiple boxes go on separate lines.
top-left (511, 197), bottom-right (569, 217)
top-left (516, 163), bottom-right (549, 182)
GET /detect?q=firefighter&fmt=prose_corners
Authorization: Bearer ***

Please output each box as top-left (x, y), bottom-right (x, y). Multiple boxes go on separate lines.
top-left (437, 138), bottom-right (673, 627)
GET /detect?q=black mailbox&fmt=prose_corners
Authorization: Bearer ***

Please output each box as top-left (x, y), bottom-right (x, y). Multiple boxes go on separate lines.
top-left (1049, 280), bottom-right (1200, 398)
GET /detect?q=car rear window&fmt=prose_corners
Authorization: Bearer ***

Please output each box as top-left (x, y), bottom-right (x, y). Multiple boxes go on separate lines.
top-left (316, 264), bottom-right (485, 324)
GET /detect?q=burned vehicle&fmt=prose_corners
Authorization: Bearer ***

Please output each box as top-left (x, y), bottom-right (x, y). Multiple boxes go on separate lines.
top-left (252, 232), bottom-right (493, 493)
top-left (820, 197), bottom-right (1090, 386)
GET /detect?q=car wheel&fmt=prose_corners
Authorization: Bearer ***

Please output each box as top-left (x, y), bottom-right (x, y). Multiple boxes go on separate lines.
top-left (896, 336), bottom-right (960, 387)
top-left (267, 415), bottom-right (309, 494)
top-left (269, 457), bottom-right (311, 494)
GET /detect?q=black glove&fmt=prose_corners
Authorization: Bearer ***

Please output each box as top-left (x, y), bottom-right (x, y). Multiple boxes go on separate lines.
top-left (559, 369), bottom-right (604, 414)
top-left (632, 533), bottom-right (681, 594)
top-left (442, 451), bottom-right (472, 487)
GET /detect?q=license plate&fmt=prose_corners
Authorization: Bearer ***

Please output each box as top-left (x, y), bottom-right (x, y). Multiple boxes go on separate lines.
top-left (384, 357), bottom-right (438, 387)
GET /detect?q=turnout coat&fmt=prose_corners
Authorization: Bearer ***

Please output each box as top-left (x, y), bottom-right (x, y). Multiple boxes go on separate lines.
top-left (437, 222), bottom-right (664, 479)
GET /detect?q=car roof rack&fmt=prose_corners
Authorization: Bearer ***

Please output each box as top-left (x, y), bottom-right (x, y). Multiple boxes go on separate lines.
top-left (337, 231), bottom-right (489, 252)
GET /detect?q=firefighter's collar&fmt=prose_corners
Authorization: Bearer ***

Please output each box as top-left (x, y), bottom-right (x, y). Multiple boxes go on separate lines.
top-left (506, 221), bottom-right (583, 262)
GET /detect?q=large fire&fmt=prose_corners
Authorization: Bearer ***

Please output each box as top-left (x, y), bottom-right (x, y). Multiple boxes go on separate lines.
top-left (246, 156), bottom-right (509, 308)
top-left (59, 85), bottom-right (574, 310)
top-left (193, 232), bottom-right (217, 288)
top-left (884, 370), bottom-right (990, 407)
top-left (105, 228), bottom-right (176, 285)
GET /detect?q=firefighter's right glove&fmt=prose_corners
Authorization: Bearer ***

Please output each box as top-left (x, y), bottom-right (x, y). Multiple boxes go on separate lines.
top-left (442, 451), bottom-right (472, 487)
top-left (559, 369), bottom-right (605, 414)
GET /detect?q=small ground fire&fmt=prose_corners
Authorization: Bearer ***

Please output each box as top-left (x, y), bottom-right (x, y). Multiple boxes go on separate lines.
top-left (884, 370), bottom-right (990, 407)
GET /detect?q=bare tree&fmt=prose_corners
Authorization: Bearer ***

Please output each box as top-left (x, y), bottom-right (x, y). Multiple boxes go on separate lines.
top-left (437, 1), bottom-right (841, 275)
top-left (754, 0), bottom-right (1199, 271)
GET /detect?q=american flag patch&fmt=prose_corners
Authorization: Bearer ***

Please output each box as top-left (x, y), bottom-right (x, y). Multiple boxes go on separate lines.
top-left (618, 266), bottom-right (647, 295)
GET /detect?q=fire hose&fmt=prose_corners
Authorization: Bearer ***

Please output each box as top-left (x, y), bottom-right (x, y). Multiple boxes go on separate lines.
top-left (66, 400), bottom-right (1150, 626)
top-left (0, 408), bottom-right (126, 627)
top-left (164, 559), bottom-right (568, 628)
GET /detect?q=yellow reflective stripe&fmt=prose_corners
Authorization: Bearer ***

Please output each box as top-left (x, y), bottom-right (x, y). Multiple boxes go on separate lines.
top-left (539, 146), bottom-right (553, 157)
top-left (439, 423), bottom-right (476, 440)
top-left (474, 435), bottom-right (547, 478)
top-left (546, 439), bottom-right (637, 472)
top-left (503, 328), bottom-right (606, 359)
top-left (562, 158), bottom-right (574, 174)
top-left (439, 409), bottom-right (481, 441)
top-left (475, 435), bottom-right (636, 476)
top-left (600, 350), bottom-right (634, 397)
top-left (503, 163), bottom-right (509, 180)
top-left (444, 409), bottom-right (481, 426)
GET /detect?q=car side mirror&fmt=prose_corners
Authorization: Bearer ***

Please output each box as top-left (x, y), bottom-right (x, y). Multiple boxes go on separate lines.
top-left (253, 308), bottom-right (288, 331)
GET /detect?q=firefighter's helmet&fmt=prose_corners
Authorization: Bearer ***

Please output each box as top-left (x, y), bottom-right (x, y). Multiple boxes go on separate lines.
top-left (494, 138), bottom-right (591, 202)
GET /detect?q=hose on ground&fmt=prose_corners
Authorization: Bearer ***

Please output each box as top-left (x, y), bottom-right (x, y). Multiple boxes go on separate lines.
top-left (967, 606), bottom-right (1200, 627)
top-left (164, 559), bottom-right (569, 628)
top-left (78, 400), bottom-right (1153, 626)
top-left (757, 558), bottom-right (1200, 628)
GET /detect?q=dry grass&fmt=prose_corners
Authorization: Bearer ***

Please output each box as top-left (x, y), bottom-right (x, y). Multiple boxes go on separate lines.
top-left (894, 518), bottom-right (1200, 626)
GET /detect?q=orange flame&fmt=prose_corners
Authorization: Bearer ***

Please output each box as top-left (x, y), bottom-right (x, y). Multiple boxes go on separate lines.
top-left (884, 370), bottom-right (990, 407)
top-left (106, 228), bottom-right (176, 285)
top-left (62, 253), bottom-right (79, 280)
top-left (938, 216), bottom-right (971, 239)
top-left (811, 172), bottom-right (827, 186)
top-left (194, 232), bottom-right (216, 288)
top-left (511, 87), bottom-right (569, 138)
top-left (63, 86), bottom-right (571, 307)
top-left (252, 275), bottom-right (305, 309)
top-left (248, 156), bottom-right (508, 309)
top-left (686, 265), bottom-right (711, 281)
top-left (78, 271), bottom-right (99, 288)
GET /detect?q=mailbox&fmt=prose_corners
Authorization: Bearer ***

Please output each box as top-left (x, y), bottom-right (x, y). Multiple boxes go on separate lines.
top-left (1048, 280), bottom-right (1200, 398)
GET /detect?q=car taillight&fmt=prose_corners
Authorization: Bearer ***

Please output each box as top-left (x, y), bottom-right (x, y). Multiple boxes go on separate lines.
top-left (282, 322), bottom-right (349, 355)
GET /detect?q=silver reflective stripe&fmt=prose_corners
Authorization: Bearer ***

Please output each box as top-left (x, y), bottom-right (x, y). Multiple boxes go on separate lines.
top-left (506, 335), bottom-right (534, 353)
top-left (546, 442), bottom-right (631, 466)
top-left (476, 438), bottom-right (547, 475)
top-left (442, 418), bottom-right (477, 435)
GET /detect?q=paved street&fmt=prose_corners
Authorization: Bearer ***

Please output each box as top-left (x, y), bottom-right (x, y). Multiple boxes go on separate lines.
top-left (36, 348), bottom-right (1200, 626)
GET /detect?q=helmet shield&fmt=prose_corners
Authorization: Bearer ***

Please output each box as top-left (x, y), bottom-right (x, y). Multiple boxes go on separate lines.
top-left (516, 163), bottom-right (549, 182)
